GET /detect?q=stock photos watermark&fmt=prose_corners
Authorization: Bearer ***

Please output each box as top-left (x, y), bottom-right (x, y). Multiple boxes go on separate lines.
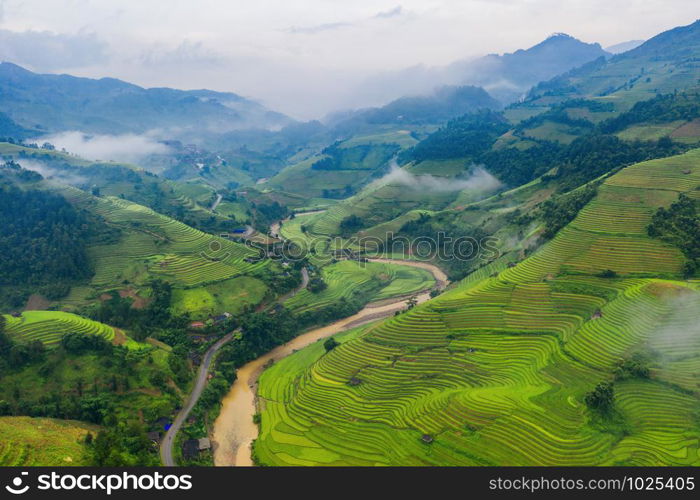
top-left (200, 232), bottom-right (501, 265)
top-left (4, 471), bottom-right (192, 496)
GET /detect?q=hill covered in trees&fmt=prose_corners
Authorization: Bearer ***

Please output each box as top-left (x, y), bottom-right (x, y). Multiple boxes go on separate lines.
top-left (0, 170), bottom-right (95, 288)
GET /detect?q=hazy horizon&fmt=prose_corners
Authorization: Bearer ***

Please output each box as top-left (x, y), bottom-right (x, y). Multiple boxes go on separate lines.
top-left (1, 0), bottom-right (698, 119)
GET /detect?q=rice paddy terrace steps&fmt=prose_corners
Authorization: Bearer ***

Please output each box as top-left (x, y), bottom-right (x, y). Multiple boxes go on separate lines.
top-left (3, 310), bottom-right (116, 347)
top-left (254, 149), bottom-right (700, 465)
top-left (283, 260), bottom-right (436, 314)
top-left (60, 189), bottom-right (267, 288)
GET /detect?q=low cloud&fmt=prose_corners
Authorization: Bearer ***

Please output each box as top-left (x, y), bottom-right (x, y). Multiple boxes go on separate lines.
top-left (289, 5), bottom-right (405, 36)
top-left (288, 22), bottom-right (352, 35)
top-left (373, 6), bottom-right (403, 19)
top-left (138, 39), bottom-right (224, 67)
top-left (35, 131), bottom-right (170, 164)
top-left (653, 289), bottom-right (700, 362)
top-left (16, 158), bottom-right (87, 186)
top-left (379, 161), bottom-right (502, 193)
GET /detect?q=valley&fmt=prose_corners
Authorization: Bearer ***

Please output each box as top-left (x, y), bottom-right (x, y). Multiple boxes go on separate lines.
top-left (212, 258), bottom-right (447, 466)
top-left (1, 14), bottom-right (700, 469)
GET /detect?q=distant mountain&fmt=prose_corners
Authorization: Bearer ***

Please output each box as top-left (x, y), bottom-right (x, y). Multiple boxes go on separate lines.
top-left (349, 34), bottom-right (609, 108)
top-left (605, 40), bottom-right (645, 54)
top-left (527, 19), bottom-right (700, 104)
top-left (448, 34), bottom-right (610, 103)
top-left (332, 85), bottom-right (500, 132)
top-left (0, 62), bottom-right (293, 138)
top-left (0, 111), bottom-right (37, 139)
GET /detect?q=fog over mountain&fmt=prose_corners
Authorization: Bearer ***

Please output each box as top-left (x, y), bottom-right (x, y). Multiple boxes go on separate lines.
top-left (605, 39), bottom-right (646, 54)
top-left (346, 33), bottom-right (609, 109)
top-left (0, 0), bottom-right (696, 118)
top-left (0, 62), bottom-right (292, 139)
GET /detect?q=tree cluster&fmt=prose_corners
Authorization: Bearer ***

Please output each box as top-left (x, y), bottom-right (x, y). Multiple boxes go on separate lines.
top-left (0, 181), bottom-right (93, 287)
top-left (648, 193), bottom-right (700, 278)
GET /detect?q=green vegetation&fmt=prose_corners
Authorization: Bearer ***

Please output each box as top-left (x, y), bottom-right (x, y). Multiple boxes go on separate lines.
top-left (357, 85), bottom-right (500, 125)
top-left (482, 134), bottom-right (685, 189)
top-left (5, 18), bottom-right (700, 469)
top-left (407, 110), bottom-right (509, 162)
top-left (3, 311), bottom-right (116, 347)
top-left (338, 214), bottom-right (365, 236)
top-left (584, 382), bottom-right (615, 415)
top-left (0, 329), bottom-right (183, 465)
top-left (648, 193), bottom-right (700, 277)
top-left (0, 174), bottom-right (94, 289)
top-left (0, 277), bottom-right (212, 466)
top-left (0, 417), bottom-right (98, 466)
top-left (267, 132), bottom-right (413, 200)
top-left (254, 149), bottom-right (700, 466)
top-left (600, 90), bottom-right (700, 135)
top-left (284, 260), bottom-right (434, 314)
top-left (526, 20), bottom-right (700, 107)
top-left (170, 276), bottom-right (268, 319)
top-left (540, 185), bottom-right (599, 239)
top-left (0, 142), bottom-right (241, 235)
top-left (63, 191), bottom-right (266, 289)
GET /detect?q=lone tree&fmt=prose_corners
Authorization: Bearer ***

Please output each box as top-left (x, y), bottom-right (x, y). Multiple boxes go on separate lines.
top-left (598, 269), bottom-right (618, 279)
top-left (585, 382), bottom-right (615, 414)
top-left (324, 337), bottom-right (340, 352)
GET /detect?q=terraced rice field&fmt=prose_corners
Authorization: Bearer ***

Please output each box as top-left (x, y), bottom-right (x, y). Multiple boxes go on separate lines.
top-left (254, 149), bottom-right (700, 465)
top-left (278, 214), bottom-right (335, 267)
top-left (267, 132), bottom-right (412, 198)
top-left (305, 171), bottom-right (463, 237)
top-left (63, 190), bottom-right (266, 288)
top-left (284, 260), bottom-right (435, 313)
top-left (3, 311), bottom-right (116, 347)
top-left (0, 417), bottom-right (98, 466)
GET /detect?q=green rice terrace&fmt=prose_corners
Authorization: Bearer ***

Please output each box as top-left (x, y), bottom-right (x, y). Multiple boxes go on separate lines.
top-left (253, 149), bottom-right (700, 466)
top-left (4, 311), bottom-right (116, 347)
top-left (284, 260), bottom-right (435, 314)
top-left (266, 131), bottom-right (415, 199)
top-left (2, 310), bottom-right (146, 350)
top-left (60, 188), bottom-right (267, 290)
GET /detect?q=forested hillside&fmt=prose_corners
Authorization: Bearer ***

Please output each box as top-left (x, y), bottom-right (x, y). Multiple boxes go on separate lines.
top-left (0, 169), bottom-right (96, 299)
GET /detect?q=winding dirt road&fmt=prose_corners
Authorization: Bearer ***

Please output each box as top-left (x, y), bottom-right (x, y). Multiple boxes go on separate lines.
top-left (160, 267), bottom-right (310, 465)
top-left (211, 258), bottom-right (448, 466)
top-left (210, 193), bottom-right (223, 212)
top-left (160, 332), bottom-right (234, 466)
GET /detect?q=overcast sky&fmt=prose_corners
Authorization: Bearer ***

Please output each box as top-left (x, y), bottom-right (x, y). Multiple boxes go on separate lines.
top-left (0, 0), bottom-right (698, 119)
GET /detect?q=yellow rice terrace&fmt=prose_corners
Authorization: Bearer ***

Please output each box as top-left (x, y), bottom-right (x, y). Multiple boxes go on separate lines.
top-left (254, 151), bottom-right (700, 465)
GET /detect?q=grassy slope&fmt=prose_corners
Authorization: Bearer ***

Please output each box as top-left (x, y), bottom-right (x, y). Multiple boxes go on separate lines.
top-left (0, 343), bottom-right (177, 423)
top-left (254, 149), bottom-right (700, 466)
top-left (303, 161), bottom-right (484, 238)
top-left (1, 143), bottom-right (273, 315)
top-left (56, 188), bottom-right (267, 297)
top-left (170, 276), bottom-right (268, 319)
top-left (0, 142), bottom-right (234, 228)
top-left (4, 311), bottom-right (114, 346)
top-left (284, 260), bottom-right (435, 314)
top-left (266, 131), bottom-right (416, 199)
top-left (0, 417), bottom-right (98, 466)
top-left (298, 168), bottom-right (554, 280)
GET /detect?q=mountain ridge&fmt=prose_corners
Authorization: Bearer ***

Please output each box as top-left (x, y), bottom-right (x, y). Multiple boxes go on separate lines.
top-left (0, 61), bottom-right (293, 138)
top-left (348, 34), bottom-right (609, 109)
